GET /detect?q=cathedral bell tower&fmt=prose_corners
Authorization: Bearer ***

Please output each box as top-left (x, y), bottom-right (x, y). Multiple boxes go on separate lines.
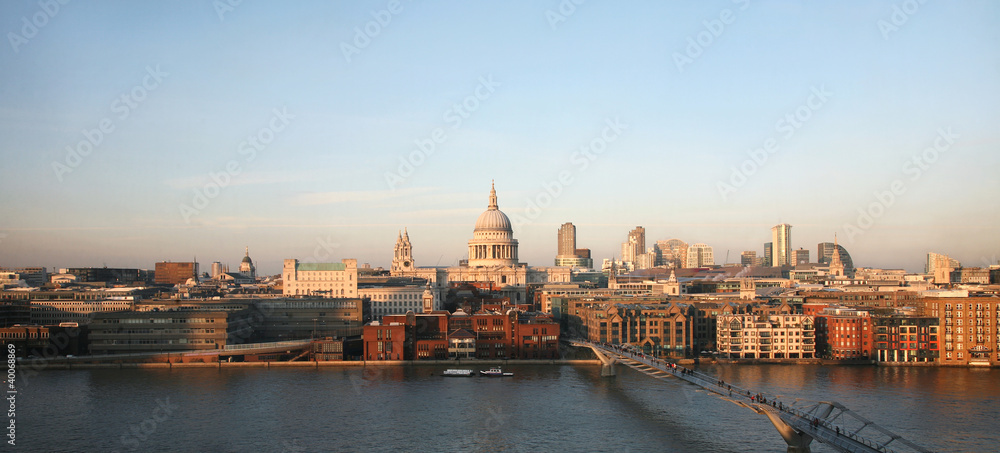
top-left (392, 229), bottom-right (414, 275)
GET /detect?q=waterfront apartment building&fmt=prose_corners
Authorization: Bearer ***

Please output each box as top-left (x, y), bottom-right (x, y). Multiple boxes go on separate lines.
top-left (923, 297), bottom-right (997, 366)
top-left (716, 313), bottom-right (816, 359)
top-left (254, 298), bottom-right (367, 341)
top-left (363, 309), bottom-right (559, 361)
top-left (813, 307), bottom-right (873, 360)
top-left (872, 316), bottom-right (939, 363)
top-left (577, 301), bottom-right (694, 358)
top-left (88, 309), bottom-right (256, 354)
top-left (282, 258), bottom-right (359, 298)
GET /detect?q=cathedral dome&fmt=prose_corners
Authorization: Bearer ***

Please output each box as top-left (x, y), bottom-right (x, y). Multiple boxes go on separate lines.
top-left (475, 209), bottom-right (512, 231)
top-left (473, 182), bottom-right (513, 232)
top-left (468, 182), bottom-right (519, 268)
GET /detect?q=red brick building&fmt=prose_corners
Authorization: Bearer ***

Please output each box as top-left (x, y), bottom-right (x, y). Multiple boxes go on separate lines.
top-left (362, 309), bottom-right (559, 360)
top-left (813, 307), bottom-right (873, 360)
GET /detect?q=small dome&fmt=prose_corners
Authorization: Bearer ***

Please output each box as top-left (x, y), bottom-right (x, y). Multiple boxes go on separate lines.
top-left (242, 255), bottom-right (253, 264)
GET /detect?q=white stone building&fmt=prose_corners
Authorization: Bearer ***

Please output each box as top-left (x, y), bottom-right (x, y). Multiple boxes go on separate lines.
top-left (390, 183), bottom-right (572, 304)
top-left (282, 258), bottom-right (358, 298)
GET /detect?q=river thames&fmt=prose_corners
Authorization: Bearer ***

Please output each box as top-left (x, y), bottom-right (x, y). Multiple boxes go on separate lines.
top-left (15, 363), bottom-right (999, 452)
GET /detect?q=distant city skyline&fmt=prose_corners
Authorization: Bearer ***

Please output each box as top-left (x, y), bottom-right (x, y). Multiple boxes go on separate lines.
top-left (1, 2), bottom-right (997, 275)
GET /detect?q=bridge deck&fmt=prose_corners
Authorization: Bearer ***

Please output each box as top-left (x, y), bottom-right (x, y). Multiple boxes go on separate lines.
top-left (569, 340), bottom-right (931, 453)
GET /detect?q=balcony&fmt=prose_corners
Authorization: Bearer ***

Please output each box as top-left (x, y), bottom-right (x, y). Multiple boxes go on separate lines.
top-left (760, 339), bottom-right (771, 345)
top-left (760, 346), bottom-right (771, 352)
top-left (759, 332), bottom-right (771, 338)
top-left (803, 339), bottom-right (814, 345)
top-left (803, 332), bottom-right (815, 338)
top-left (730, 332), bottom-right (741, 338)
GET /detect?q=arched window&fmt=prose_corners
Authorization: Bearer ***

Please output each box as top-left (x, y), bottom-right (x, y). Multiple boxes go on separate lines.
top-left (729, 319), bottom-right (742, 331)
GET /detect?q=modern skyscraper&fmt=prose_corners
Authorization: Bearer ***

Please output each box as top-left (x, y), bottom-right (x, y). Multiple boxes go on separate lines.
top-left (685, 243), bottom-right (715, 268)
top-left (763, 242), bottom-right (773, 267)
top-left (555, 222), bottom-right (592, 268)
top-left (657, 239), bottom-right (688, 268)
top-left (817, 242), bottom-right (835, 264)
top-left (926, 252), bottom-right (960, 275)
top-left (741, 251), bottom-right (757, 266)
top-left (819, 241), bottom-right (854, 270)
top-left (771, 224), bottom-right (792, 267)
top-left (558, 222), bottom-right (576, 257)
top-left (621, 226), bottom-right (645, 265)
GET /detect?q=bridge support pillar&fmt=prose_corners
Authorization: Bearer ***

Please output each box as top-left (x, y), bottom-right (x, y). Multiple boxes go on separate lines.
top-left (761, 410), bottom-right (812, 453)
top-left (587, 345), bottom-right (617, 377)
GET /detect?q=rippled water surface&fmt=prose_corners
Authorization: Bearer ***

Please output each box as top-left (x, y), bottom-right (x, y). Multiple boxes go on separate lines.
top-left (16, 364), bottom-right (998, 452)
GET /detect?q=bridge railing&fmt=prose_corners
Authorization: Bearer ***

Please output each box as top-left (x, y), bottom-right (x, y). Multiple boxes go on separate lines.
top-left (577, 340), bottom-right (918, 453)
top-left (223, 339), bottom-right (313, 351)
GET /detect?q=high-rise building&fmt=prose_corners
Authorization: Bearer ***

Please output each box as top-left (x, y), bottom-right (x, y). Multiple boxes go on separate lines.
top-left (656, 239), bottom-right (688, 268)
top-left (620, 226), bottom-right (645, 265)
top-left (771, 224), bottom-right (792, 267)
top-left (210, 262), bottom-right (224, 279)
top-left (763, 242), bottom-right (773, 267)
top-left (925, 252), bottom-right (960, 275)
top-left (154, 262), bottom-right (198, 285)
top-left (817, 242), bottom-right (835, 264)
top-left (791, 248), bottom-right (810, 265)
top-left (741, 251), bottom-right (757, 266)
top-left (554, 222), bottom-right (593, 268)
top-left (558, 222), bottom-right (576, 257)
top-left (818, 241), bottom-right (854, 271)
top-left (685, 243), bottom-right (714, 268)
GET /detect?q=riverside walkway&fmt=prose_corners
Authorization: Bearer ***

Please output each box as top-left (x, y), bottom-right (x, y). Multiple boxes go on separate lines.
top-left (568, 339), bottom-right (933, 453)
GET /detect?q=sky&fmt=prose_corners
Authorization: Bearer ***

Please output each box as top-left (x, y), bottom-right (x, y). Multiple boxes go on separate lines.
top-left (1, 1), bottom-right (998, 275)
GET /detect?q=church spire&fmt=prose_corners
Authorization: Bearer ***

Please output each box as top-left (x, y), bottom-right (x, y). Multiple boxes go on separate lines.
top-left (488, 180), bottom-right (498, 210)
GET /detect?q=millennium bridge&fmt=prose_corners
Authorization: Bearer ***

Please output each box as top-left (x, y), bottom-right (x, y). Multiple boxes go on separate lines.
top-left (568, 339), bottom-right (933, 453)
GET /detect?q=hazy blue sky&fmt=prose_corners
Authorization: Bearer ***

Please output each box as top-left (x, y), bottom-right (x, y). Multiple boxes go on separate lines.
top-left (1, 1), bottom-right (998, 275)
